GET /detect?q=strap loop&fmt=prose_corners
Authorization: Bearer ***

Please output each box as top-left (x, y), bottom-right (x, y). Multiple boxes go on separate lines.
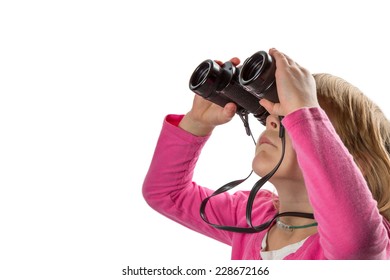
top-left (200, 116), bottom-right (315, 233)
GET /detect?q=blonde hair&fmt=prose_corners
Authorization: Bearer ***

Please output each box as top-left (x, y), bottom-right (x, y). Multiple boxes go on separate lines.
top-left (314, 73), bottom-right (390, 221)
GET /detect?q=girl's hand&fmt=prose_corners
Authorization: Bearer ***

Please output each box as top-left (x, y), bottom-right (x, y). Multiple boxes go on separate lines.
top-left (179, 58), bottom-right (240, 136)
top-left (259, 48), bottom-right (319, 117)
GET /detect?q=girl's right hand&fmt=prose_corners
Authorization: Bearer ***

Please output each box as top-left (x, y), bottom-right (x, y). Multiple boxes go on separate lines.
top-left (259, 48), bottom-right (318, 117)
top-left (179, 58), bottom-right (240, 136)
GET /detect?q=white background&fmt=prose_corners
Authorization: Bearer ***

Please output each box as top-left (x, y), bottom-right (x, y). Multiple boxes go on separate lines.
top-left (1, 0), bottom-right (390, 279)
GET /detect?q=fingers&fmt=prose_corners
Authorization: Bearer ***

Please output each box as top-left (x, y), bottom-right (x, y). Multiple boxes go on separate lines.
top-left (215, 57), bottom-right (241, 67)
top-left (269, 48), bottom-right (293, 67)
top-left (229, 57), bottom-right (240, 66)
top-left (270, 48), bottom-right (306, 71)
top-left (215, 60), bottom-right (223, 66)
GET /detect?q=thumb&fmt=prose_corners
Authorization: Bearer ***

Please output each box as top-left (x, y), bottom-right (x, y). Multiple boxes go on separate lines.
top-left (259, 99), bottom-right (282, 116)
top-left (220, 102), bottom-right (237, 123)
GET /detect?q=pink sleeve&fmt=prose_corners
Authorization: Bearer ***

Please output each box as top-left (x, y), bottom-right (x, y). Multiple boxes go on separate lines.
top-left (283, 107), bottom-right (390, 259)
top-left (142, 115), bottom-right (247, 245)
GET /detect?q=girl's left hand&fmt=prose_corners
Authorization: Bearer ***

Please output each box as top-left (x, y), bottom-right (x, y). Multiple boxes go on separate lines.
top-left (259, 48), bottom-right (319, 117)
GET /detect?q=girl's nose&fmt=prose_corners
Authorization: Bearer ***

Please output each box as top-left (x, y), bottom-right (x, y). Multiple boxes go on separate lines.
top-left (266, 115), bottom-right (280, 130)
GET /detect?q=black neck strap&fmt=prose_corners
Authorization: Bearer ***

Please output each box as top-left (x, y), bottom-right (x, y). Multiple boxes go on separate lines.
top-left (199, 115), bottom-right (315, 233)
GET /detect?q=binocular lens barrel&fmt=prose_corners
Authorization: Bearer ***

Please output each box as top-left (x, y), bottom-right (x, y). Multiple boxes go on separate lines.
top-left (189, 60), bottom-right (234, 108)
top-left (190, 61), bottom-right (212, 90)
top-left (239, 51), bottom-right (278, 103)
top-left (240, 53), bottom-right (265, 84)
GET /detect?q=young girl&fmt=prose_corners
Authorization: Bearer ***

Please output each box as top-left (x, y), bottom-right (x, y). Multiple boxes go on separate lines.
top-left (142, 48), bottom-right (390, 259)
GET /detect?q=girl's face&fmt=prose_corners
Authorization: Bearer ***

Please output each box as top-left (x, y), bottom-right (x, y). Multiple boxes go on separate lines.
top-left (252, 115), bottom-right (304, 183)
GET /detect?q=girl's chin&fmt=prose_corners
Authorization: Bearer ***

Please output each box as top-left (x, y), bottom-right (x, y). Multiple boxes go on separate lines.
top-left (252, 162), bottom-right (277, 178)
top-left (252, 155), bottom-right (279, 176)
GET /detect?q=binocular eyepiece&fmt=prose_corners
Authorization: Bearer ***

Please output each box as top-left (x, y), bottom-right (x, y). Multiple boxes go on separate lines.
top-left (189, 51), bottom-right (278, 125)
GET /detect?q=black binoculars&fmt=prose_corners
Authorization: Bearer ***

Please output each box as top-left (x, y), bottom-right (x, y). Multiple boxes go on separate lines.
top-left (189, 51), bottom-right (279, 125)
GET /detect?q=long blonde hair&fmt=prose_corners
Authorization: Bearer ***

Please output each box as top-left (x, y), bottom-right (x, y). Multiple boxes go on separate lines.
top-left (314, 73), bottom-right (390, 221)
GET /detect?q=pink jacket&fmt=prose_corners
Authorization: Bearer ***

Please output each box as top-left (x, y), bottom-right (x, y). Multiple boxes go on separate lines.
top-left (143, 107), bottom-right (390, 259)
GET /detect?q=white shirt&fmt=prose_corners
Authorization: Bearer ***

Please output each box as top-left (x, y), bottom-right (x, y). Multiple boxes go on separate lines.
top-left (260, 232), bottom-right (308, 260)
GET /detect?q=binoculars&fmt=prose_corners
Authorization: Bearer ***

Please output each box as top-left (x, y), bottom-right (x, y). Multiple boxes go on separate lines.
top-left (189, 51), bottom-right (278, 125)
